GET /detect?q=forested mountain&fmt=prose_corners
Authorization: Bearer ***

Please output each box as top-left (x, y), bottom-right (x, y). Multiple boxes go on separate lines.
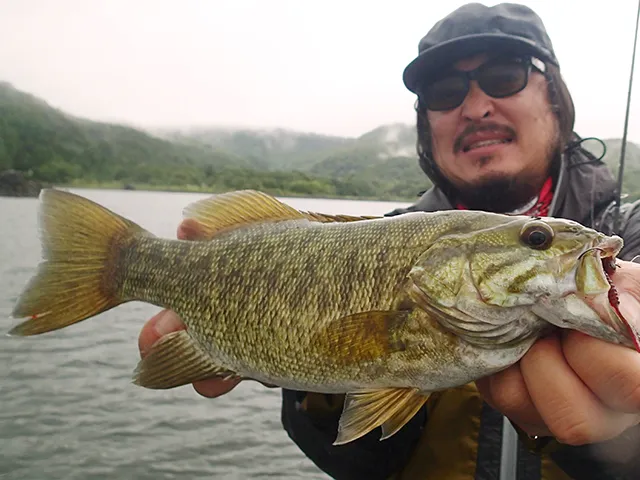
top-left (2, 81), bottom-right (639, 202)
top-left (0, 82), bottom-right (430, 199)
top-left (158, 127), bottom-right (352, 171)
top-left (593, 138), bottom-right (640, 198)
top-left (0, 82), bottom-right (258, 188)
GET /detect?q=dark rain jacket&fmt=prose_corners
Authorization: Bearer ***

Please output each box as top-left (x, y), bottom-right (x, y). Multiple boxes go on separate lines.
top-left (280, 138), bottom-right (640, 480)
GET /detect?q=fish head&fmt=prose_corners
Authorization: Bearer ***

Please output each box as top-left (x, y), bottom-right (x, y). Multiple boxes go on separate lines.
top-left (407, 214), bottom-right (640, 351)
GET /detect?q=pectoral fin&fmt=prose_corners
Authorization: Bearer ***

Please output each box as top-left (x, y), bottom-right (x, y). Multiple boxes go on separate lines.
top-left (334, 388), bottom-right (430, 445)
top-left (133, 330), bottom-right (237, 389)
top-left (315, 310), bottom-right (410, 365)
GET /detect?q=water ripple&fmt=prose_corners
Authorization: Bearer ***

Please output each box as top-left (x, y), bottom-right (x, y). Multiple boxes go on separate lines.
top-left (0, 190), bottom-right (408, 479)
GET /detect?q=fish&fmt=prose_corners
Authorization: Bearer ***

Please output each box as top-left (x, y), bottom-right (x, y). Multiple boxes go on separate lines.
top-left (8, 188), bottom-right (640, 446)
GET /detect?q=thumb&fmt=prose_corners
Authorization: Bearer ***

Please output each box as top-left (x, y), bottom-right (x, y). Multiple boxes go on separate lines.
top-left (177, 218), bottom-right (208, 241)
top-left (138, 309), bottom-right (185, 358)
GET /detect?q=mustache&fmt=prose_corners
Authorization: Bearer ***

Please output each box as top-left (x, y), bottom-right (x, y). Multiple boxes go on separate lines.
top-left (454, 123), bottom-right (517, 153)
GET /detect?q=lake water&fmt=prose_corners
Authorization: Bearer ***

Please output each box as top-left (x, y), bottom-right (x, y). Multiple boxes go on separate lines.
top-left (0, 188), bottom-right (410, 480)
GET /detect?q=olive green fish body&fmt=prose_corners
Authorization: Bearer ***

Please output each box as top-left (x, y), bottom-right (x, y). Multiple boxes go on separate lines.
top-left (117, 211), bottom-right (522, 391)
top-left (9, 188), bottom-right (640, 446)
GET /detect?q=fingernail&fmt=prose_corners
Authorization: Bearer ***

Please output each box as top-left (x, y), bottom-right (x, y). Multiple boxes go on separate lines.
top-left (153, 310), bottom-right (184, 336)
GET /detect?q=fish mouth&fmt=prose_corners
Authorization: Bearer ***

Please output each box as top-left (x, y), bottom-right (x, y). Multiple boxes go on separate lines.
top-left (576, 235), bottom-right (640, 352)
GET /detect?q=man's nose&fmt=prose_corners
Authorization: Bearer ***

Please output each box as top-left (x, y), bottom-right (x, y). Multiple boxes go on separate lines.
top-left (460, 81), bottom-right (494, 120)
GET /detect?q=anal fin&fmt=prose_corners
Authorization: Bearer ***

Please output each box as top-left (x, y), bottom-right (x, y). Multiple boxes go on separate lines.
top-left (133, 330), bottom-right (236, 389)
top-left (334, 388), bottom-right (430, 445)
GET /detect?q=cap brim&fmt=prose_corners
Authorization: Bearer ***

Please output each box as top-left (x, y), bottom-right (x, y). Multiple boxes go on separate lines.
top-left (403, 33), bottom-right (557, 94)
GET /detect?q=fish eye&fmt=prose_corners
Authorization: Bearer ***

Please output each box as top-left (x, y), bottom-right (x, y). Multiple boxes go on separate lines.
top-left (520, 221), bottom-right (554, 250)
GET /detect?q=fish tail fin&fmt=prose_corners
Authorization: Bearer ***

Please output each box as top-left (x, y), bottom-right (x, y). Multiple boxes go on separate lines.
top-left (9, 189), bottom-right (148, 336)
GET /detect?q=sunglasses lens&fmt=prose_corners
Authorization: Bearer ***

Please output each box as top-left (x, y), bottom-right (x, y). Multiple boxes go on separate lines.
top-left (477, 61), bottom-right (528, 98)
top-left (420, 58), bottom-right (533, 111)
top-left (423, 75), bottom-right (468, 111)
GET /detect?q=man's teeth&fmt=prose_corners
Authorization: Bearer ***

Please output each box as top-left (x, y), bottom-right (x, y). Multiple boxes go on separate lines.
top-left (466, 139), bottom-right (510, 151)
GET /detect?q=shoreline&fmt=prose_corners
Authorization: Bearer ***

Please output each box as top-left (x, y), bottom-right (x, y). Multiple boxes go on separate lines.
top-left (55, 181), bottom-right (420, 203)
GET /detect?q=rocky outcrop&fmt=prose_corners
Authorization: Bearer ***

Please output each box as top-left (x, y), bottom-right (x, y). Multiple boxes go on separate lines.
top-left (0, 170), bottom-right (42, 197)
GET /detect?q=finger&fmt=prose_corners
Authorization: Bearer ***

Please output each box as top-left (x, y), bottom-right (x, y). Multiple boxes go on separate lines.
top-left (193, 377), bottom-right (242, 398)
top-left (563, 325), bottom-right (640, 414)
top-left (139, 311), bottom-right (244, 397)
top-left (178, 218), bottom-right (208, 241)
top-left (476, 363), bottom-right (550, 437)
top-left (612, 260), bottom-right (640, 307)
top-left (521, 334), bottom-right (638, 445)
top-left (138, 309), bottom-right (186, 358)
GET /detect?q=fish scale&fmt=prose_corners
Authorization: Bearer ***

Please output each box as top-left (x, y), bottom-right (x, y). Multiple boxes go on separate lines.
top-left (119, 218), bottom-right (430, 383)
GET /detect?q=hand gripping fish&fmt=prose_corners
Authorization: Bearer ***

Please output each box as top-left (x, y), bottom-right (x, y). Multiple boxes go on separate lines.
top-left (8, 189), bottom-right (640, 445)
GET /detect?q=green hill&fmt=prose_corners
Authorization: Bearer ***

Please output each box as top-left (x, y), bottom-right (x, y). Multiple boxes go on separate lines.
top-left (579, 136), bottom-right (640, 201)
top-left (3, 81), bottom-right (640, 203)
top-left (595, 138), bottom-right (640, 200)
top-left (158, 122), bottom-right (432, 198)
top-left (0, 82), bottom-right (430, 200)
top-left (0, 82), bottom-right (254, 189)
top-left (158, 127), bottom-right (352, 171)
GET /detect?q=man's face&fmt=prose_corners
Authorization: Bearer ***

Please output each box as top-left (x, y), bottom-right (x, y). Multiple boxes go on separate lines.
top-left (426, 53), bottom-right (560, 211)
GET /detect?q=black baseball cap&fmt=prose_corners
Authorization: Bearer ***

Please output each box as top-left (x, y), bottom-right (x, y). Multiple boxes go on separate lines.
top-left (403, 2), bottom-right (559, 94)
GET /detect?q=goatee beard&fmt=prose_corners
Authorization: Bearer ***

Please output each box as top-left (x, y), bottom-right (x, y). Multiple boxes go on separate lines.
top-left (455, 174), bottom-right (543, 213)
top-left (453, 143), bottom-right (561, 213)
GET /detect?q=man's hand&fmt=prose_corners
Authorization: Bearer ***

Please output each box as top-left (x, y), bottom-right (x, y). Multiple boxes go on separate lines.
top-left (138, 308), bottom-right (242, 397)
top-left (476, 259), bottom-right (640, 446)
top-left (137, 219), bottom-right (242, 398)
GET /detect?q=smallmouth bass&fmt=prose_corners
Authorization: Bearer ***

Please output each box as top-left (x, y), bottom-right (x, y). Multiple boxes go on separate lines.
top-left (8, 189), bottom-right (640, 445)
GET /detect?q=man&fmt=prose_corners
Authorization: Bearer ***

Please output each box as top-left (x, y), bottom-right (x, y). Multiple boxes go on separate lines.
top-left (138, 3), bottom-right (640, 479)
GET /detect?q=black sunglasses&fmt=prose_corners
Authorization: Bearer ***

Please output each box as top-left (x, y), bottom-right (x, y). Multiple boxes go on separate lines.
top-left (417, 56), bottom-right (546, 112)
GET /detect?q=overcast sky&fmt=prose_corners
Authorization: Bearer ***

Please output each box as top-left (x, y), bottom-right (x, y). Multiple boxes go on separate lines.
top-left (1, 0), bottom-right (639, 142)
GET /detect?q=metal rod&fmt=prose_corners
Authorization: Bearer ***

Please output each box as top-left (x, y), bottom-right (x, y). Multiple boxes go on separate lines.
top-left (500, 417), bottom-right (519, 480)
top-left (614, 0), bottom-right (640, 233)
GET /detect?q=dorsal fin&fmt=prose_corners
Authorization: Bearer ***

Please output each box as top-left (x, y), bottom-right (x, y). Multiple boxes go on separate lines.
top-left (302, 211), bottom-right (380, 223)
top-left (183, 190), bottom-right (307, 239)
top-left (182, 189), bottom-right (380, 240)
